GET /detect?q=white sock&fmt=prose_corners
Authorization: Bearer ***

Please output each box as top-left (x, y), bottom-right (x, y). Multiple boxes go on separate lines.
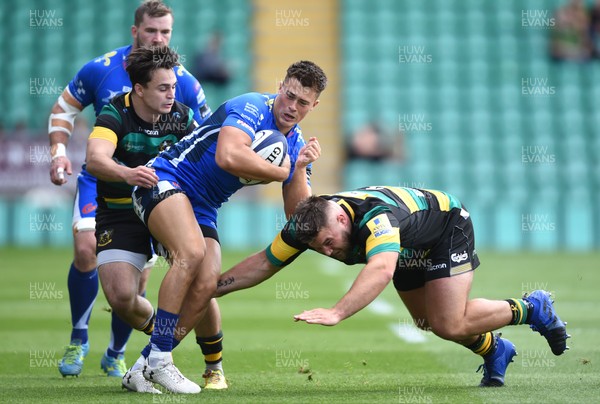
top-left (205, 362), bottom-right (223, 374)
top-left (130, 355), bottom-right (146, 372)
top-left (148, 347), bottom-right (172, 368)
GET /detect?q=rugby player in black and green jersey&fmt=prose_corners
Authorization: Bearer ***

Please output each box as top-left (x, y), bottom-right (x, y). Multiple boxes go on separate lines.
top-left (216, 186), bottom-right (570, 387)
top-left (86, 45), bottom-right (196, 393)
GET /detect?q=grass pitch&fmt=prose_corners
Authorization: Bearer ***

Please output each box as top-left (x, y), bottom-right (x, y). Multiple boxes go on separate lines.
top-left (1, 247), bottom-right (599, 403)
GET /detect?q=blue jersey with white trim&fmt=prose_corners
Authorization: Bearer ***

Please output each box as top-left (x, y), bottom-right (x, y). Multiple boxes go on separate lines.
top-left (154, 92), bottom-right (311, 210)
top-left (67, 45), bottom-right (211, 123)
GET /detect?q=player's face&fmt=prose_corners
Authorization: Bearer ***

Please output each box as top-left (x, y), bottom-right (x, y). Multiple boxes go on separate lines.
top-left (137, 68), bottom-right (177, 116)
top-left (132, 14), bottom-right (173, 48)
top-left (274, 77), bottom-right (319, 134)
top-left (308, 214), bottom-right (352, 262)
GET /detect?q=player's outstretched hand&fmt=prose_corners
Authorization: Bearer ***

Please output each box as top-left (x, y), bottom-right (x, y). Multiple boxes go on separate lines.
top-left (125, 166), bottom-right (159, 188)
top-left (295, 137), bottom-right (321, 169)
top-left (50, 156), bottom-right (72, 185)
top-left (294, 308), bottom-right (341, 326)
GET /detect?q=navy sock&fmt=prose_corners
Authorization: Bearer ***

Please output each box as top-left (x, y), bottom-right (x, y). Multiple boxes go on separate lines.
top-left (107, 312), bottom-right (133, 358)
top-left (150, 308), bottom-right (179, 352)
top-left (67, 263), bottom-right (98, 344)
top-left (171, 337), bottom-right (181, 350)
top-left (141, 343), bottom-right (151, 359)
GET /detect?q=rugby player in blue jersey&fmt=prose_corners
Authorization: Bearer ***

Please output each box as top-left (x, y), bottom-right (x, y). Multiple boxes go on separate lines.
top-left (216, 186), bottom-right (570, 388)
top-left (129, 60), bottom-right (327, 393)
top-left (47, 0), bottom-right (211, 380)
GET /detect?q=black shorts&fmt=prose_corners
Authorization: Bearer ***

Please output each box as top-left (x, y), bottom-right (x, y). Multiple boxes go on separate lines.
top-left (95, 206), bottom-right (153, 271)
top-left (392, 207), bottom-right (480, 292)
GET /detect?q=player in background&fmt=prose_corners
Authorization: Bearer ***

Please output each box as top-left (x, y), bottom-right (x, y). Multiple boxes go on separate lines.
top-left (48, 0), bottom-right (212, 379)
top-left (215, 186), bottom-right (570, 387)
top-left (86, 46), bottom-right (198, 393)
top-left (127, 60), bottom-right (327, 393)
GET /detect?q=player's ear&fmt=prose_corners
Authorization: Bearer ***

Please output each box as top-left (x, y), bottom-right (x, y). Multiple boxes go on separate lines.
top-left (311, 99), bottom-right (320, 110)
top-left (134, 83), bottom-right (144, 97)
top-left (131, 25), bottom-right (137, 38)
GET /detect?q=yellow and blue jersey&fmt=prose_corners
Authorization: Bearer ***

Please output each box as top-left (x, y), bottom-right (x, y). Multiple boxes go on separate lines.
top-left (151, 92), bottom-right (311, 212)
top-left (67, 45), bottom-right (211, 124)
top-left (266, 186), bottom-right (463, 267)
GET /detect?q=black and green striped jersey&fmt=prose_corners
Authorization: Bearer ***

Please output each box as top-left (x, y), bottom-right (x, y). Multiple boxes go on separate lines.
top-left (266, 186), bottom-right (463, 267)
top-left (89, 92), bottom-right (196, 208)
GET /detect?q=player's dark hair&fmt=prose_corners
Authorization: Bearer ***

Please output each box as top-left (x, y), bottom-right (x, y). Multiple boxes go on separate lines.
top-left (284, 61), bottom-right (328, 96)
top-left (293, 195), bottom-right (331, 244)
top-left (134, 0), bottom-right (173, 26)
top-left (126, 46), bottom-right (179, 87)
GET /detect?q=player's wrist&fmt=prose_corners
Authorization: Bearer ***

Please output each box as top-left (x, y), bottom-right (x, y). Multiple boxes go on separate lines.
top-left (51, 143), bottom-right (67, 161)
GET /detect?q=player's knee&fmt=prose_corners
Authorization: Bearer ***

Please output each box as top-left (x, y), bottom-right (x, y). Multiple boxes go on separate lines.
top-left (174, 248), bottom-right (205, 272)
top-left (429, 322), bottom-right (468, 341)
top-left (73, 232), bottom-right (97, 271)
top-left (105, 288), bottom-right (136, 315)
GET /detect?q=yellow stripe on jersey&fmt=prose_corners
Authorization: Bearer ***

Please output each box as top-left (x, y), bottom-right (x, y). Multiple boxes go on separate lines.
top-left (365, 214), bottom-right (400, 259)
top-left (267, 232), bottom-right (301, 266)
top-left (89, 126), bottom-right (118, 147)
top-left (337, 199), bottom-right (355, 221)
top-left (426, 189), bottom-right (450, 211)
top-left (388, 187), bottom-right (420, 213)
top-left (124, 92), bottom-right (132, 107)
top-left (103, 197), bottom-right (132, 204)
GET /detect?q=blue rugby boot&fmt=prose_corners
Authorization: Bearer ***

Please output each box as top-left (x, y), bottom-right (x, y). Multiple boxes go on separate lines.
top-left (58, 340), bottom-right (89, 377)
top-left (101, 353), bottom-right (127, 377)
top-left (477, 335), bottom-right (517, 387)
top-left (523, 290), bottom-right (570, 355)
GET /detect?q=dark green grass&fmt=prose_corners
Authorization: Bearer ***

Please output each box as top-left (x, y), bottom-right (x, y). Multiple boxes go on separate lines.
top-left (1, 247), bottom-right (599, 403)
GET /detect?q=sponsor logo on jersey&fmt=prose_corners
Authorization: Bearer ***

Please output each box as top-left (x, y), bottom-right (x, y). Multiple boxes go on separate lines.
top-left (451, 251), bottom-right (468, 263)
top-left (81, 202), bottom-right (97, 215)
top-left (244, 102), bottom-right (260, 118)
top-left (236, 119), bottom-right (254, 133)
top-left (428, 263), bottom-right (447, 271)
top-left (368, 215), bottom-right (393, 238)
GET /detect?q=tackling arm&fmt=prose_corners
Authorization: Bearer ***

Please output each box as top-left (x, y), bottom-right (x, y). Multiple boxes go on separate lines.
top-left (215, 250), bottom-right (284, 297)
top-left (86, 137), bottom-right (158, 188)
top-left (294, 251), bottom-right (399, 326)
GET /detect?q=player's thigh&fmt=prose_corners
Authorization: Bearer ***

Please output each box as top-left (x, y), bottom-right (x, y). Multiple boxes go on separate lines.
top-left (98, 261), bottom-right (142, 304)
top-left (147, 193), bottom-right (206, 259)
top-left (424, 271), bottom-right (474, 330)
top-left (397, 288), bottom-right (429, 329)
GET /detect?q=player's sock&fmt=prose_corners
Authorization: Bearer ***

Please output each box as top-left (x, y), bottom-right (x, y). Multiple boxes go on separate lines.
top-left (197, 331), bottom-right (224, 372)
top-left (506, 298), bottom-right (532, 325)
top-left (138, 310), bottom-right (156, 335)
top-left (150, 308), bottom-right (178, 352)
top-left (106, 311), bottom-right (132, 358)
top-left (171, 337), bottom-right (181, 350)
top-left (141, 343), bottom-right (152, 359)
top-left (67, 263), bottom-right (98, 344)
top-left (466, 332), bottom-right (496, 357)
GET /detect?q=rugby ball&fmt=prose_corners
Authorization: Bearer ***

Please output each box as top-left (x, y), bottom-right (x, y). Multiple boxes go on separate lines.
top-left (240, 129), bottom-right (288, 185)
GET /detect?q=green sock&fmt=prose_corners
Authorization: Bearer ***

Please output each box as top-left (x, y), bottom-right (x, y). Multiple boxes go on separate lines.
top-left (506, 298), bottom-right (530, 325)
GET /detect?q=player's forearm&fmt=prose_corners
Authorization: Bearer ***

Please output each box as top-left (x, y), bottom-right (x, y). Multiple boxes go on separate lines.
top-left (215, 250), bottom-right (282, 297)
top-left (49, 132), bottom-right (70, 148)
top-left (217, 148), bottom-right (288, 182)
top-left (283, 167), bottom-right (311, 218)
top-left (86, 154), bottom-right (128, 183)
top-left (331, 260), bottom-right (395, 321)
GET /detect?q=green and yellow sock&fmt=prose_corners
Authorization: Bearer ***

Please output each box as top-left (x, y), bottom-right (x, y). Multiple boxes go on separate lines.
top-left (466, 332), bottom-right (495, 357)
top-left (506, 298), bottom-right (530, 325)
